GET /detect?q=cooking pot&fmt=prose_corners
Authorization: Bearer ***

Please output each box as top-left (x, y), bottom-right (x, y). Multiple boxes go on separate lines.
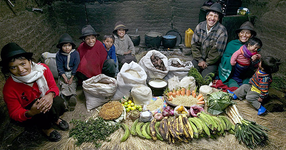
top-left (147, 78), bottom-right (168, 96)
top-left (162, 35), bottom-right (177, 48)
top-left (145, 31), bottom-right (162, 49)
top-left (129, 34), bottom-right (140, 46)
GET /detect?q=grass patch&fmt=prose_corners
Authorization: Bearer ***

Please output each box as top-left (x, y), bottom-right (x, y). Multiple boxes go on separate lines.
top-left (271, 76), bottom-right (286, 92)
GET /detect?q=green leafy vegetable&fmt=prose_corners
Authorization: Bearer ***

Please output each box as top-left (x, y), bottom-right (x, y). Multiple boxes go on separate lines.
top-left (188, 67), bottom-right (214, 87)
top-left (69, 117), bottom-right (120, 148)
top-left (207, 91), bottom-right (235, 115)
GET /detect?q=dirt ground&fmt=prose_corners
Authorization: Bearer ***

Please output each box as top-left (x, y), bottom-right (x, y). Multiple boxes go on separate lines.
top-left (1, 48), bottom-right (286, 150)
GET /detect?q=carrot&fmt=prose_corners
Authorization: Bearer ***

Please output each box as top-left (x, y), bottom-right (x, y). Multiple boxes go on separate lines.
top-left (168, 96), bottom-right (173, 101)
top-left (198, 96), bottom-right (204, 101)
top-left (197, 94), bottom-right (203, 99)
top-left (176, 88), bottom-right (181, 96)
top-left (192, 90), bottom-right (196, 98)
top-left (186, 87), bottom-right (191, 96)
top-left (167, 91), bottom-right (173, 98)
top-left (172, 89), bottom-right (177, 98)
top-left (181, 87), bottom-right (185, 96)
top-left (197, 101), bottom-right (205, 104)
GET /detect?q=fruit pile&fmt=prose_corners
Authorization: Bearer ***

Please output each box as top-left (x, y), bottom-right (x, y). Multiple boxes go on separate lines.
top-left (121, 100), bottom-right (143, 112)
top-left (120, 111), bottom-right (235, 143)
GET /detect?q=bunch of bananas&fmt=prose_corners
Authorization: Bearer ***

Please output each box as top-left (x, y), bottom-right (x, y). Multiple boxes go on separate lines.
top-left (126, 112), bottom-right (235, 143)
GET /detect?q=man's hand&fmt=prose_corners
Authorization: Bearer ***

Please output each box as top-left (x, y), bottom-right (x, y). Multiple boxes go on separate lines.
top-left (198, 61), bottom-right (207, 69)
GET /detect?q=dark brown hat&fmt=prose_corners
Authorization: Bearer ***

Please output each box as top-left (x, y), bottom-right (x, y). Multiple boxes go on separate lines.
top-left (206, 2), bottom-right (222, 15)
top-left (113, 21), bottom-right (128, 34)
top-left (57, 33), bottom-right (76, 48)
top-left (79, 25), bottom-right (100, 39)
top-left (236, 21), bottom-right (257, 36)
top-left (1, 42), bottom-right (33, 65)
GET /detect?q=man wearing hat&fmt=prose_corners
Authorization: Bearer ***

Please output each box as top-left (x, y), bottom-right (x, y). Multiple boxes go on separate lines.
top-left (113, 21), bottom-right (137, 70)
top-left (191, 2), bottom-right (228, 78)
top-left (76, 25), bottom-right (116, 81)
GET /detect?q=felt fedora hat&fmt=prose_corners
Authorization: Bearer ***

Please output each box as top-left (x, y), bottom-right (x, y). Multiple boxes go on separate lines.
top-left (1, 42), bottom-right (33, 65)
top-left (79, 25), bottom-right (100, 39)
top-left (57, 33), bottom-right (76, 48)
top-left (236, 21), bottom-right (257, 36)
top-left (207, 2), bottom-right (223, 15)
top-left (113, 21), bottom-right (129, 34)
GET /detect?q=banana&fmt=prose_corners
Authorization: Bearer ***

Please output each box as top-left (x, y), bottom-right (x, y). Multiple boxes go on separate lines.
top-left (197, 117), bottom-right (211, 137)
top-left (177, 115), bottom-right (185, 136)
top-left (155, 121), bottom-right (164, 141)
top-left (198, 112), bottom-right (217, 131)
top-left (120, 123), bottom-right (130, 142)
top-left (142, 122), bottom-right (152, 139)
top-left (185, 117), bottom-right (198, 138)
top-left (146, 122), bottom-right (151, 136)
top-left (212, 116), bottom-right (222, 132)
top-left (182, 115), bottom-right (193, 139)
top-left (160, 117), bottom-right (169, 141)
top-left (131, 119), bottom-right (138, 136)
top-left (136, 122), bottom-right (145, 138)
top-left (218, 116), bottom-right (233, 131)
top-left (189, 117), bottom-right (203, 134)
top-left (169, 117), bottom-right (184, 142)
top-left (150, 118), bottom-right (157, 140)
top-left (212, 116), bottom-right (225, 136)
top-left (167, 118), bottom-right (173, 144)
top-left (217, 116), bottom-right (227, 131)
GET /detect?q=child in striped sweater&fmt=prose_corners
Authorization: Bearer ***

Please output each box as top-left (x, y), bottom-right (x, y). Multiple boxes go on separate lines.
top-left (228, 56), bottom-right (281, 115)
top-left (230, 37), bottom-right (262, 86)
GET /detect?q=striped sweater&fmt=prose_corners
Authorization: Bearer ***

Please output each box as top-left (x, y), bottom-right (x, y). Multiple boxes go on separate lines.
top-left (249, 69), bottom-right (272, 99)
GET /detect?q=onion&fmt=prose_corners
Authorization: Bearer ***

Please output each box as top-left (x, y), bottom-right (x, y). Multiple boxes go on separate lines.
top-left (165, 106), bottom-right (171, 111)
top-left (162, 110), bottom-right (169, 117)
top-left (154, 113), bottom-right (163, 121)
top-left (169, 109), bottom-right (174, 116)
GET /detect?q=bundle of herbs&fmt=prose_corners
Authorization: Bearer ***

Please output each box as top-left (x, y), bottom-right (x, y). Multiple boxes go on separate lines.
top-left (226, 105), bottom-right (269, 149)
top-left (69, 117), bottom-right (120, 148)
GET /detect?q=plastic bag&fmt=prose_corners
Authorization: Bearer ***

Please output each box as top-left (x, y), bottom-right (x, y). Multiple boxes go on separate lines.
top-left (41, 52), bottom-right (58, 78)
top-left (139, 50), bottom-right (169, 79)
top-left (113, 62), bottom-right (147, 100)
top-left (83, 74), bottom-right (117, 110)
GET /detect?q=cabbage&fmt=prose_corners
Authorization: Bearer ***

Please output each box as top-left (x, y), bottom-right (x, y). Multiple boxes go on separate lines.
top-left (207, 91), bottom-right (235, 115)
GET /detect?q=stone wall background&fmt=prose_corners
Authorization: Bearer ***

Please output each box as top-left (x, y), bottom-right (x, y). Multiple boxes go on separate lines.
top-left (0, 0), bottom-right (285, 139)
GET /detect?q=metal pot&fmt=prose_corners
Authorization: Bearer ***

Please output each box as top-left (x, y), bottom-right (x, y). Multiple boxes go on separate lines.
top-left (147, 78), bottom-right (168, 96)
top-left (162, 35), bottom-right (177, 48)
top-left (145, 31), bottom-right (162, 49)
top-left (129, 34), bottom-right (140, 46)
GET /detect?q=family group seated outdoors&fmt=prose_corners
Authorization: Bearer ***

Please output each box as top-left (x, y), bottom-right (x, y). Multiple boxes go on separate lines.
top-left (0, 2), bottom-right (280, 142)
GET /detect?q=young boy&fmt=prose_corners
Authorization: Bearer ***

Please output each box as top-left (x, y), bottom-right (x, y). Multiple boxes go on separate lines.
top-left (56, 33), bottom-right (80, 111)
top-left (103, 35), bottom-right (119, 76)
top-left (228, 56), bottom-right (281, 115)
top-left (113, 21), bottom-right (137, 70)
top-left (230, 37), bottom-right (262, 86)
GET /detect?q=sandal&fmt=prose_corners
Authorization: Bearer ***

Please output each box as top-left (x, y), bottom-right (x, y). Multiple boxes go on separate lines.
top-left (46, 130), bottom-right (61, 142)
top-left (56, 119), bottom-right (69, 131)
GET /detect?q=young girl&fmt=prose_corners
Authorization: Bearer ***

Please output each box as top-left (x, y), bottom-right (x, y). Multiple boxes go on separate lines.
top-left (229, 56), bottom-right (281, 115)
top-left (113, 21), bottom-right (137, 70)
top-left (56, 33), bottom-right (80, 111)
top-left (103, 35), bottom-right (119, 76)
top-left (1, 43), bottom-right (69, 142)
top-left (230, 37), bottom-right (262, 86)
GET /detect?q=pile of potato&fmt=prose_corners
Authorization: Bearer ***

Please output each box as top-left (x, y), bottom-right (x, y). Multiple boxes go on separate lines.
top-left (150, 54), bottom-right (167, 71)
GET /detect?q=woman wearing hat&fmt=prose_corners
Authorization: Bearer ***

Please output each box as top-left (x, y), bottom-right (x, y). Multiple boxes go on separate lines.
top-left (191, 2), bottom-right (228, 78)
top-left (0, 43), bottom-right (69, 142)
top-left (76, 25), bottom-right (116, 80)
top-left (56, 33), bottom-right (80, 111)
top-left (218, 21), bottom-right (257, 87)
top-left (113, 21), bottom-right (137, 70)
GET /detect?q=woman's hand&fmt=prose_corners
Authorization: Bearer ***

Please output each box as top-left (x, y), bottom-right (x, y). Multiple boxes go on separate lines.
top-left (124, 50), bottom-right (132, 55)
top-left (37, 92), bottom-right (54, 114)
top-left (198, 61), bottom-right (207, 69)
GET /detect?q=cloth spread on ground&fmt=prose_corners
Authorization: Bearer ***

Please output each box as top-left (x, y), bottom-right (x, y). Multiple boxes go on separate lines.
top-left (211, 79), bottom-right (238, 92)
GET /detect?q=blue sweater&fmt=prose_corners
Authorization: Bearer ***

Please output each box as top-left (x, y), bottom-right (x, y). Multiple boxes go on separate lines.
top-left (56, 49), bottom-right (80, 76)
top-left (103, 43), bottom-right (117, 63)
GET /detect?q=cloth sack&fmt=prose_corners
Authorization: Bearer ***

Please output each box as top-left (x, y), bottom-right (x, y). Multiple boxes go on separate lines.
top-left (139, 50), bottom-right (169, 79)
top-left (164, 58), bottom-right (194, 81)
top-left (131, 85), bottom-right (152, 106)
top-left (113, 61), bottom-right (147, 100)
top-left (41, 52), bottom-right (58, 79)
top-left (83, 74), bottom-right (117, 110)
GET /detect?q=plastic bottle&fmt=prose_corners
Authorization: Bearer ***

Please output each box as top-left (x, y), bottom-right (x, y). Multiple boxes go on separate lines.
top-left (185, 28), bottom-right (194, 48)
